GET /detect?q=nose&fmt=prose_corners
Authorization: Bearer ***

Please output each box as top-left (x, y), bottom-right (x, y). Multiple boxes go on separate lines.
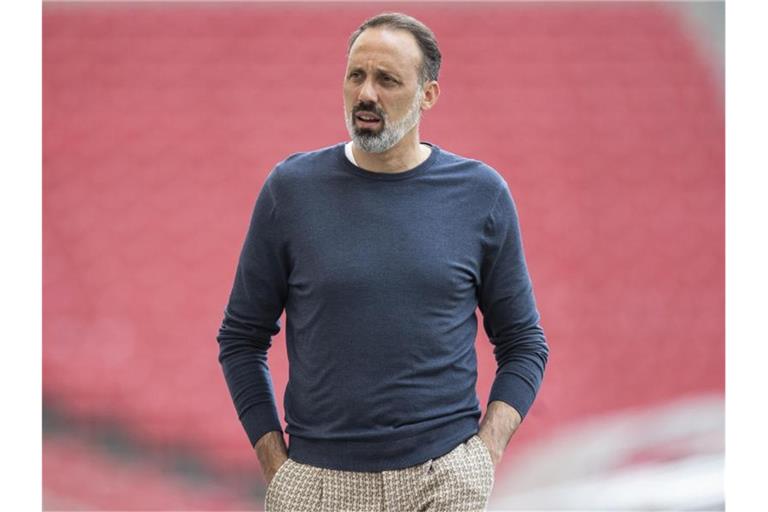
top-left (357, 78), bottom-right (378, 104)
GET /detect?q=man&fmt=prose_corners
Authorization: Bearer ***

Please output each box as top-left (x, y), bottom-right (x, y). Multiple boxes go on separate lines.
top-left (217, 12), bottom-right (548, 512)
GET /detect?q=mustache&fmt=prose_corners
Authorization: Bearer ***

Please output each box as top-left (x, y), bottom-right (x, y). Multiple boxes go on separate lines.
top-left (353, 102), bottom-right (384, 118)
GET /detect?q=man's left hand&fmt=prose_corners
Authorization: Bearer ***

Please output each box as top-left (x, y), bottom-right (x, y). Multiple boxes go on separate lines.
top-left (477, 400), bottom-right (523, 467)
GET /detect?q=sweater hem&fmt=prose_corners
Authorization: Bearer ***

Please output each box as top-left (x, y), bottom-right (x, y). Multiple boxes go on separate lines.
top-left (286, 415), bottom-right (479, 472)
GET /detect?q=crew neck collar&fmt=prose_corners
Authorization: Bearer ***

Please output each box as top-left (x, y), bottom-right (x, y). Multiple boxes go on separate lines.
top-left (337, 141), bottom-right (439, 181)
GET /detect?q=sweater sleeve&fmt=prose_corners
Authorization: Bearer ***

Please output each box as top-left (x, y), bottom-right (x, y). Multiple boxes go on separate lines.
top-left (477, 182), bottom-right (549, 421)
top-left (216, 170), bottom-right (290, 448)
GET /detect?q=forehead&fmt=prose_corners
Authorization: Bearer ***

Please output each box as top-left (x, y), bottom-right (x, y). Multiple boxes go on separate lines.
top-left (347, 27), bottom-right (422, 76)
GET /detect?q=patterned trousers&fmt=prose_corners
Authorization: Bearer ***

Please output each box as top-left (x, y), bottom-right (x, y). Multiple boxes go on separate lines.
top-left (265, 434), bottom-right (495, 512)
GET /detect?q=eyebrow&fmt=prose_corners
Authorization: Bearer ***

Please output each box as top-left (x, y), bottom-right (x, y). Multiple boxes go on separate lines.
top-left (347, 66), bottom-right (402, 80)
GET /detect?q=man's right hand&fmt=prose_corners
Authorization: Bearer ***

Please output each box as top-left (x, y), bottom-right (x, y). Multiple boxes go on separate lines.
top-left (255, 431), bottom-right (289, 486)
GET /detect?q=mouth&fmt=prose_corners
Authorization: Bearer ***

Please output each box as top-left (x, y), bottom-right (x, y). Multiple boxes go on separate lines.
top-left (355, 111), bottom-right (382, 129)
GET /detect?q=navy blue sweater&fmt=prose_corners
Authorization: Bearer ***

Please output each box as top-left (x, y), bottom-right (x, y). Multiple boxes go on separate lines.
top-left (216, 141), bottom-right (548, 472)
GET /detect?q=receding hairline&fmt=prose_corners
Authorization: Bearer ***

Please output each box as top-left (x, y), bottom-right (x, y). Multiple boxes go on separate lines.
top-left (345, 27), bottom-right (426, 80)
top-left (346, 12), bottom-right (441, 84)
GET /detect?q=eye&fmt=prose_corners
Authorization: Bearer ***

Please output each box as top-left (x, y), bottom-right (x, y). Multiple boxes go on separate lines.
top-left (381, 75), bottom-right (399, 86)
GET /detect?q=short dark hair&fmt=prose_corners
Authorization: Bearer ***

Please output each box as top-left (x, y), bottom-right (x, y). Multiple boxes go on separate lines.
top-left (347, 12), bottom-right (442, 85)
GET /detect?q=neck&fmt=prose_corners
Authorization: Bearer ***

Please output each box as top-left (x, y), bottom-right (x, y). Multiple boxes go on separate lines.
top-left (351, 129), bottom-right (430, 173)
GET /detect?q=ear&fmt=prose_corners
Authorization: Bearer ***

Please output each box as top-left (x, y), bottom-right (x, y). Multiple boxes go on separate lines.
top-left (420, 80), bottom-right (440, 112)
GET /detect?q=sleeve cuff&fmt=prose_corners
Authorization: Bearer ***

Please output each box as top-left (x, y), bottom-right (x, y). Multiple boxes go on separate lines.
top-left (240, 402), bottom-right (284, 448)
top-left (488, 371), bottom-right (539, 420)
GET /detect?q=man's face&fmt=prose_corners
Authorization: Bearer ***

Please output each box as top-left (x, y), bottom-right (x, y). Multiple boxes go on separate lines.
top-left (343, 27), bottom-right (425, 153)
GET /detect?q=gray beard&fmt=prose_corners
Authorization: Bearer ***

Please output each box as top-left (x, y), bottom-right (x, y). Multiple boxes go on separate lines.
top-left (345, 86), bottom-right (423, 154)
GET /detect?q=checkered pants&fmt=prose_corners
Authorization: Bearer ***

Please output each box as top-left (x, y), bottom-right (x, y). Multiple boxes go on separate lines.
top-left (265, 434), bottom-right (495, 512)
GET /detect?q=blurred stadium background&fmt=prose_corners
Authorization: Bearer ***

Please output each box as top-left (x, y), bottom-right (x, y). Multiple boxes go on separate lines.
top-left (42, 1), bottom-right (724, 510)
